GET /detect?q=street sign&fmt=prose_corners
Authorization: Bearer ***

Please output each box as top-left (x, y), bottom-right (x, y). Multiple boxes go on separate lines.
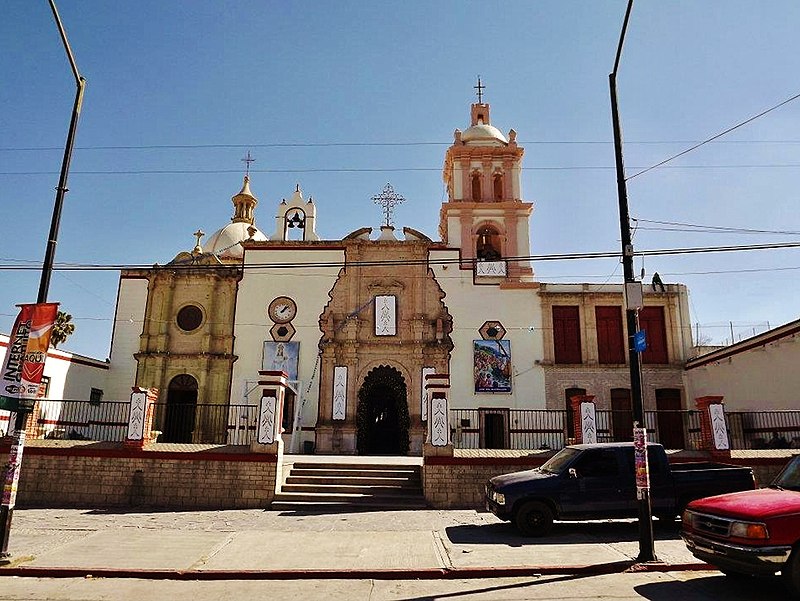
top-left (633, 330), bottom-right (647, 353)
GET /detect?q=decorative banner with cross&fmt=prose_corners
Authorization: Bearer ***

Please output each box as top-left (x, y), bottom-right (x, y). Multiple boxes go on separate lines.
top-left (372, 183), bottom-right (405, 227)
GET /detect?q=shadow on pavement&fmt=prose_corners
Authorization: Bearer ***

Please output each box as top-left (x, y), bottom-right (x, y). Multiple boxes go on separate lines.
top-left (391, 573), bottom-right (598, 601)
top-left (446, 519), bottom-right (682, 546)
top-left (634, 573), bottom-right (788, 601)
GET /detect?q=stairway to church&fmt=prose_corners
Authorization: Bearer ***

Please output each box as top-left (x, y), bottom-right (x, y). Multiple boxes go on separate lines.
top-left (269, 459), bottom-right (427, 511)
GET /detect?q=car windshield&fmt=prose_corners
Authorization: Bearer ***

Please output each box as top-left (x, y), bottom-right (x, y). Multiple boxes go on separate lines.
top-left (539, 448), bottom-right (581, 474)
top-left (773, 456), bottom-right (800, 491)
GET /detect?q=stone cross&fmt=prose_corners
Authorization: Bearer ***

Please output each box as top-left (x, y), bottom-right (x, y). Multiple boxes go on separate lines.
top-left (372, 183), bottom-right (405, 227)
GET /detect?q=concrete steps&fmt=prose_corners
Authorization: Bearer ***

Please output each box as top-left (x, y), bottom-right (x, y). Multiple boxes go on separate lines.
top-left (270, 461), bottom-right (427, 511)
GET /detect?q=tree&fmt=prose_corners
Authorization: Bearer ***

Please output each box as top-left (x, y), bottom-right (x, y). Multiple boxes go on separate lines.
top-left (50, 311), bottom-right (75, 349)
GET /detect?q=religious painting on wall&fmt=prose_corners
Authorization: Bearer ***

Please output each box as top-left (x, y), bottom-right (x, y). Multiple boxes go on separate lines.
top-left (473, 340), bottom-right (512, 393)
top-left (262, 341), bottom-right (300, 381)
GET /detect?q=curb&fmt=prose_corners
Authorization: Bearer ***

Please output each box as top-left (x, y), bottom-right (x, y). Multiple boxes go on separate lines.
top-left (0, 562), bottom-right (715, 581)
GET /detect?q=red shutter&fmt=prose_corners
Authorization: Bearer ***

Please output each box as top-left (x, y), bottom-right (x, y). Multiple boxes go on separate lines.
top-left (640, 306), bottom-right (668, 364)
top-left (595, 306), bottom-right (625, 364)
top-left (553, 306), bottom-right (582, 364)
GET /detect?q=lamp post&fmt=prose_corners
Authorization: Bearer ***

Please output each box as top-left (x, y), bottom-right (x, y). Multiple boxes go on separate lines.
top-left (0, 0), bottom-right (85, 561)
top-left (609, 0), bottom-right (656, 563)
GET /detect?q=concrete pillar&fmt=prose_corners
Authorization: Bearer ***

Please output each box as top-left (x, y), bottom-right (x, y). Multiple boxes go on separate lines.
top-left (423, 373), bottom-right (452, 457)
top-left (570, 394), bottom-right (597, 445)
top-left (695, 395), bottom-right (730, 459)
top-left (125, 387), bottom-right (158, 449)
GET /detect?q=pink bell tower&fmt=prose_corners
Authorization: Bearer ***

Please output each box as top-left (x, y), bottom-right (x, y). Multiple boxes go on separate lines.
top-left (439, 83), bottom-right (534, 281)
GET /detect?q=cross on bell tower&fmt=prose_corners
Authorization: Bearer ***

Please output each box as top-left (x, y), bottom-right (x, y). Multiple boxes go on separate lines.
top-left (474, 76), bottom-right (485, 104)
top-left (372, 183), bottom-right (405, 227)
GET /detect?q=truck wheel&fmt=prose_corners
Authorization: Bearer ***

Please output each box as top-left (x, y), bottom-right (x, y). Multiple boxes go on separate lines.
top-left (782, 547), bottom-right (800, 599)
top-left (514, 501), bottom-right (554, 537)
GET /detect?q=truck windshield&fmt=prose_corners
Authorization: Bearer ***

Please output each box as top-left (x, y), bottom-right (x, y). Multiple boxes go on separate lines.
top-left (540, 448), bottom-right (581, 474)
top-left (773, 456), bottom-right (800, 491)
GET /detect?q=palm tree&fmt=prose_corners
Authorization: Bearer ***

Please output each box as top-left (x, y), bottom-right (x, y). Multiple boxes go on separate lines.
top-left (50, 311), bottom-right (75, 349)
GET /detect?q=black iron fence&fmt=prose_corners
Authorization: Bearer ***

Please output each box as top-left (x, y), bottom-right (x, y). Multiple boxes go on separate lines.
top-left (450, 408), bottom-right (705, 451)
top-left (8, 399), bottom-right (800, 451)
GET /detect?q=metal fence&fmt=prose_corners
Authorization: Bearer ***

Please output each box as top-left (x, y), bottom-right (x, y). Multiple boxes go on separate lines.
top-left (1, 399), bottom-right (132, 441)
top-left (450, 408), bottom-right (704, 451)
top-left (9, 399), bottom-right (800, 451)
top-left (727, 410), bottom-right (800, 449)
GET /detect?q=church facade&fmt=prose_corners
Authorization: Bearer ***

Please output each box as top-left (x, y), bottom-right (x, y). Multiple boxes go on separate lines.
top-left (106, 100), bottom-right (694, 455)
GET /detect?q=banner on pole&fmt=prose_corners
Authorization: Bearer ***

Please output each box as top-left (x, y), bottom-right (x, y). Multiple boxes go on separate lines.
top-left (0, 303), bottom-right (59, 413)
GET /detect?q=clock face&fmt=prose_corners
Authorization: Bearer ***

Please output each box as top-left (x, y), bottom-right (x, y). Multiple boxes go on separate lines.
top-left (268, 296), bottom-right (297, 324)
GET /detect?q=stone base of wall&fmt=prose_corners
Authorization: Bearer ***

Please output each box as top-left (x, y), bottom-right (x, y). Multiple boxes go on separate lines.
top-left (423, 449), bottom-right (797, 509)
top-left (4, 441), bottom-right (278, 510)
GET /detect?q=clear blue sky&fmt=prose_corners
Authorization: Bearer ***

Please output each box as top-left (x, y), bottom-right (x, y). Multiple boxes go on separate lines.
top-left (2, 1), bottom-right (800, 359)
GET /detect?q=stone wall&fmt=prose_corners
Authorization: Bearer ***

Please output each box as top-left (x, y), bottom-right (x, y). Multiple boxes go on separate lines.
top-left (423, 449), bottom-right (797, 510)
top-left (7, 441), bottom-right (278, 510)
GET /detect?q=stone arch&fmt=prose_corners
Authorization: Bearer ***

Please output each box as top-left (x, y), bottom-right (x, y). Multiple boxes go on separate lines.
top-left (356, 364), bottom-right (410, 455)
top-left (473, 220), bottom-right (506, 261)
top-left (163, 373), bottom-right (198, 443)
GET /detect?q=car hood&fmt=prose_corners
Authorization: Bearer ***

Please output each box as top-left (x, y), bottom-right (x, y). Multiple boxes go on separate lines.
top-left (489, 468), bottom-right (555, 489)
top-left (688, 487), bottom-right (800, 520)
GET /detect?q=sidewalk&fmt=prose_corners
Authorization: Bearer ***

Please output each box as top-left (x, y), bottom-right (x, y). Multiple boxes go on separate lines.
top-left (0, 507), bottom-right (710, 580)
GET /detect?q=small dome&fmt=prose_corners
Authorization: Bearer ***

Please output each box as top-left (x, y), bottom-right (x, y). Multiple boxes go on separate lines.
top-left (461, 123), bottom-right (508, 145)
top-left (203, 222), bottom-right (267, 260)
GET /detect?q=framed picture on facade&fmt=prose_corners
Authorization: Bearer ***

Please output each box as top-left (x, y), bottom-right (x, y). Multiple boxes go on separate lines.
top-left (473, 339), bottom-right (512, 393)
top-left (262, 341), bottom-right (300, 381)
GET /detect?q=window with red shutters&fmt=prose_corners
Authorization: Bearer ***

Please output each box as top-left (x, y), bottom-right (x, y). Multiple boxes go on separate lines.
top-left (595, 306), bottom-right (625, 364)
top-left (639, 306), bottom-right (668, 364)
top-left (553, 306), bottom-right (582, 364)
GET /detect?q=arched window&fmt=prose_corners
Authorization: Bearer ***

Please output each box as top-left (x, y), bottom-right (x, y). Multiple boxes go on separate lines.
top-left (493, 172), bottom-right (503, 200)
top-left (476, 226), bottom-right (501, 260)
top-left (284, 209), bottom-right (306, 241)
top-left (471, 172), bottom-right (482, 201)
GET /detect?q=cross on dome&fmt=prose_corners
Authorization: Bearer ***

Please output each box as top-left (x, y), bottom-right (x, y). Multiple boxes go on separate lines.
top-left (241, 151), bottom-right (255, 177)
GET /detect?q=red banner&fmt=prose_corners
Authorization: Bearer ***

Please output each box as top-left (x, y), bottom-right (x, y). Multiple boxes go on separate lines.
top-left (1, 303), bottom-right (59, 408)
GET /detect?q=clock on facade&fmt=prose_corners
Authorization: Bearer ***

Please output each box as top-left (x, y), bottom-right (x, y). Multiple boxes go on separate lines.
top-left (268, 296), bottom-right (297, 324)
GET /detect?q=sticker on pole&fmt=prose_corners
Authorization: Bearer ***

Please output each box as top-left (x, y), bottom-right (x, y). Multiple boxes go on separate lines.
top-left (633, 330), bottom-right (647, 353)
top-left (634, 426), bottom-right (650, 497)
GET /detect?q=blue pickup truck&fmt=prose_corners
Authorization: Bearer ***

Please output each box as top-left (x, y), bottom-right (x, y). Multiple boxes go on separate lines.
top-left (485, 442), bottom-right (756, 536)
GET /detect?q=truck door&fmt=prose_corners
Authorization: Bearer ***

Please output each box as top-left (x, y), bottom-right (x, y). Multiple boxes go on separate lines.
top-left (559, 449), bottom-right (628, 517)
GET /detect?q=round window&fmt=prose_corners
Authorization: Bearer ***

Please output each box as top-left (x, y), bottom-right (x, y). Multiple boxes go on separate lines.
top-left (176, 305), bottom-right (203, 331)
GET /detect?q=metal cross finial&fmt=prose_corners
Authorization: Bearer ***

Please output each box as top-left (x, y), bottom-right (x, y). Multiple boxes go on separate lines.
top-left (192, 229), bottom-right (205, 254)
top-left (474, 76), bottom-right (485, 104)
top-left (372, 183), bottom-right (405, 227)
top-left (241, 151), bottom-right (255, 177)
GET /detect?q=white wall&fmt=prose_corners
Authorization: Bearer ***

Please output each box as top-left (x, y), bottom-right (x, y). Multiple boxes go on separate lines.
top-left (231, 246), bottom-right (345, 447)
top-left (106, 276), bottom-right (149, 401)
top-left (684, 330), bottom-right (800, 411)
top-left (429, 249), bottom-right (545, 409)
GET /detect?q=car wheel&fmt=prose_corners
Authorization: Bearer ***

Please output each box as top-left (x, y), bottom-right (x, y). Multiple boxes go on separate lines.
top-left (782, 547), bottom-right (800, 599)
top-left (514, 501), bottom-right (554, 537)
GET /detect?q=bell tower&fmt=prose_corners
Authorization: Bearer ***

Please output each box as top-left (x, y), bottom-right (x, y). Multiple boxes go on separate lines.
top-left (439, 85), bottom-right (534, 281)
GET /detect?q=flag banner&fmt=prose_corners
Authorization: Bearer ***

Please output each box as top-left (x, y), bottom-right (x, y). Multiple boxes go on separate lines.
top-left (0, 303), bottom-right (59, 414)
top-left (0, 303), bottom-right (58, 509)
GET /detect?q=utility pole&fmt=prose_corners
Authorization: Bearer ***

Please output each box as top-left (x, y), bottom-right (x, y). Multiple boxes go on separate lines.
top-left (609, 0), bottom-right (657, 563)
top-left (0, 0), bottom-right (85, 561)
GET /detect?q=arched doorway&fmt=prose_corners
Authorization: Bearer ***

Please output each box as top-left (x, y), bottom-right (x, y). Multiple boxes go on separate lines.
top-left (356, 366), bottom-right (410, 455)
top-left (163, 374), bottom-right (198, 443)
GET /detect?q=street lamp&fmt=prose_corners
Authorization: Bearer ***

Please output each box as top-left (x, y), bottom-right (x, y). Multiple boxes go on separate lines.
top-left (609, 0), bottom-right (657, 563)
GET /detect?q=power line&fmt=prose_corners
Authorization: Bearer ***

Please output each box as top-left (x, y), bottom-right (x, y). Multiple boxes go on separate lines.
top-left (0, 240), bottom-right (798, 272)
top-left (627, 91), bottom-right (800, 181)
top-left (633, 218), bottom-right (800, 236)
top-left (5, 139), bottom-right (800, 152)
top-left (7, 163), bottom-right (800, 176)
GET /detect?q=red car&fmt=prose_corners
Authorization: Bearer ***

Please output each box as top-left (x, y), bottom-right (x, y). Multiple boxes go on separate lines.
top-left (682, 454), bottom-right (800, 598)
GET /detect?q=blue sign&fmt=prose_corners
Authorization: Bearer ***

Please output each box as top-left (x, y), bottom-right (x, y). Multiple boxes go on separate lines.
top-left (633, 330), bottom-right (647, 353)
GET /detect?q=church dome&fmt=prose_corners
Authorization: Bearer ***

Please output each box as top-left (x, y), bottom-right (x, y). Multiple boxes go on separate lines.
top-left (461, 123), bottom-right (508, 145)
top-left (203, 222), bottom-right (267, 260)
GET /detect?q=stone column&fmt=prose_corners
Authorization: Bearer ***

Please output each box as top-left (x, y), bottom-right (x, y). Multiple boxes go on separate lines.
top-left (696, 395), bottom-right (730, 459)
top-left (569, 394), bottom-right (597, 445)
top-left (248, 371), bottom-right (287, 502)
top-left (125, 387), bottom-right (158, 449)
